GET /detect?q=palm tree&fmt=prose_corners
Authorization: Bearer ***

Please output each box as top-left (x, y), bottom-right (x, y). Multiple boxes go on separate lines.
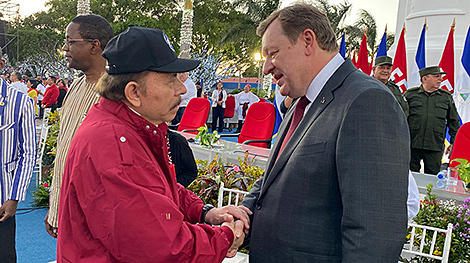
top-left (315, 0), bottom-right (352, 37)
top-left (179, 0), bottom-right (193, 59)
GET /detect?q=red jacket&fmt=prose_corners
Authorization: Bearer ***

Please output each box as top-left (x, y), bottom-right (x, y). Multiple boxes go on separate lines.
top-left (41, 84), bottom-right (59, 107)
top-left (58, 98), bottom-right (233, 263)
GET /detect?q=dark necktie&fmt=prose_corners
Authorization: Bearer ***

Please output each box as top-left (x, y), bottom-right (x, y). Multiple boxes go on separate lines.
top-left (278, 96), bottom-right (310, 156)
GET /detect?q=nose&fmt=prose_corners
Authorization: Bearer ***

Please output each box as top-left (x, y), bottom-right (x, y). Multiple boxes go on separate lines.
top-left (176, 77), bottom-right (186, 96)
top-left (62, 43), bottom-right (69, 52)
top-left (263, 58), bottom-right (274, 76)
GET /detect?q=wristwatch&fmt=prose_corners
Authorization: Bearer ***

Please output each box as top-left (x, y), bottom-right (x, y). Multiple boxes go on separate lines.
top-left (200, 204), bottom-right (215, 224)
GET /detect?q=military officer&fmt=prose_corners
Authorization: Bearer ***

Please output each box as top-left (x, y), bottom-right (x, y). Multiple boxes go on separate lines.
top-left (404, 66), bottom-right (460, 174)
top-left (372, 56), bottom-right (409, 116)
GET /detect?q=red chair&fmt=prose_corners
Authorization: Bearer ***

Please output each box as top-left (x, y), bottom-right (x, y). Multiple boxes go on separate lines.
top-left (220, 102), bottom-right (275, 148)
top-left (223, 96), bottom-right (236, 131)
top-left (449, 122), bottom-right (470, 179)
top-left (177, 98), bottom-right (210, 134)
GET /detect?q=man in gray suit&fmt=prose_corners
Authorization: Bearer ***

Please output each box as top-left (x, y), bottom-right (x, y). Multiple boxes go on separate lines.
top-left (239, 4), bottom-right (410, 262)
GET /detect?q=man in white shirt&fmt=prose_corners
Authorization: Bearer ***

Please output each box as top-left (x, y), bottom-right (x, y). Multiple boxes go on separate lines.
top-left (171, 72), bottom-right (197, 125)
top-left (9, 72), bottom-right (28, 94)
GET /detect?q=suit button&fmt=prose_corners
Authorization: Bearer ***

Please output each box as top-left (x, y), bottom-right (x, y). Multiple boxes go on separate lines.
top-left (256, 203), bottom-right (262, 210)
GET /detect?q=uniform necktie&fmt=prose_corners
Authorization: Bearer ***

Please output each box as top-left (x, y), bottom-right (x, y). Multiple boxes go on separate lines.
top-left (278, 96), bottom-right (310, 156)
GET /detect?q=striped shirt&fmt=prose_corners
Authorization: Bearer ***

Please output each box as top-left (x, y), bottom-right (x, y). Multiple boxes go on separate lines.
top-left (48, 75), bottom-right (100, 227)
top-left (1, 79), bottom-right (36, 205)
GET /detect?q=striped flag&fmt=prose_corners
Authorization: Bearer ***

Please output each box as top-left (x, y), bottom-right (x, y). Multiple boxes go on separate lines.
top-left (376, 25), bottom-right (388, 58)
top-left (408, 20), bottom-right (427, 88)
top-left (439, 19), bottom-right (455, 93)
top-left (454, 26), bottom-right (470, 124)
top-left (391, 24), bottom-right (408, 92)
top-left (339, 30), bottom-right (346, 58)
top-left (356, 30), bottom-right (371, 75)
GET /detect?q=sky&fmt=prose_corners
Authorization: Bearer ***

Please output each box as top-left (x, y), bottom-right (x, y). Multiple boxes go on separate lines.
top-left (16, 0), bottom-right (400, 35)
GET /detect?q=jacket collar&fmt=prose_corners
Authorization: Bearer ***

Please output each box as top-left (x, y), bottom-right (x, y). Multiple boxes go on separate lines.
top-left (259, 58), bottom-right (357, 197)
top-left (97, 97), bottom-right (168, 137)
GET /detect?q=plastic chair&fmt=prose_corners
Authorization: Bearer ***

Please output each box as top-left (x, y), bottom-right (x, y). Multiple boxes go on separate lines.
top-left (449, 122), bottom-right (470, 179)
top-left (176, 98), bottom-right (210, 134)
top-left (223, 96), bottom-right (235, 131)
top-left (220, 102), bottom-right (275, 148)
top-left (217, 182), bottom-right (249, 208)
top-left (401, 222), bottom-right (452, 263)
top-left (34, 125), bottom-right (49, 185)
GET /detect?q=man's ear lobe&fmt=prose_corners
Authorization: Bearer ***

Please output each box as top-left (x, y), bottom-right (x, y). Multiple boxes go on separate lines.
top-left (90, 40), bottom-right (102, 55)
top-left (124, 81), bottom-right (142, 107)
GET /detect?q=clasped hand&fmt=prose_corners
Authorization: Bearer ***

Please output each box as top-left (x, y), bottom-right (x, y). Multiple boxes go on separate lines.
top-left (204, 205), bottom-right (253, 258)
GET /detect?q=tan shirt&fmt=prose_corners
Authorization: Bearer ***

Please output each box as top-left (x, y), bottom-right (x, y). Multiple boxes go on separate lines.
top-left (48, 75), bottom-right (100, 227)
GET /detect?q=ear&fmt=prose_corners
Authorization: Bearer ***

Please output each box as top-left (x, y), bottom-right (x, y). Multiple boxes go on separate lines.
top-left (124, 81), bottom-right (143, 108)
top-left (90, 40), bottom-right (102, 55)
top-left (302, 29), bottom-right (316, 56)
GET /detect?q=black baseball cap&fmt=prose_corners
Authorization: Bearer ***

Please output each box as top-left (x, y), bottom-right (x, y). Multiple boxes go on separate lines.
top-left (102, 25), bottom-right (200, 75)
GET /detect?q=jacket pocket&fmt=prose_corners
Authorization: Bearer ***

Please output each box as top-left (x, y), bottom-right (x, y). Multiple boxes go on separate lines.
top-left (293, 251), bottom-right (341, 263)
top-left (0, 122), bottom-right (15, 131)
top-left (296, 141), bottom-right (327, 156)
top-left (5, 159), bottom-right (18, 173)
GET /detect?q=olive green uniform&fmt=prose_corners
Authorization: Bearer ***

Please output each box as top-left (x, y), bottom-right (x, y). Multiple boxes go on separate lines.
top-left (404, 85), bottom-right (460, 174)
top-left (386, 80), bottom-right (409, 117)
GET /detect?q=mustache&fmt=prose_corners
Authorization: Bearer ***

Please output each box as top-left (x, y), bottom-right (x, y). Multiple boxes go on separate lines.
top-left (171, 97), bottom-right (182, 110)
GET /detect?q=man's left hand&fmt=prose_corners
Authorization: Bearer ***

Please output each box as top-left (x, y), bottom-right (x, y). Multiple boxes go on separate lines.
top-left (0, 200), bottom-right (19, 222)
top-left (204, 205), bottom-right (252, 232)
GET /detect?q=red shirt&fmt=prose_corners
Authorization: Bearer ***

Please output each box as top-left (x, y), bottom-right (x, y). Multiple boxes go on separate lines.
top-left (41, 84), bottom-right (59, 107)
top-left (58, 98), bottom-right (233, 262)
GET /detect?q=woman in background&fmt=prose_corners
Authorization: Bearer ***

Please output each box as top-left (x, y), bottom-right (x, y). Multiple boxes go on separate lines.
top-left (27, 79), bottom-right (40, 117)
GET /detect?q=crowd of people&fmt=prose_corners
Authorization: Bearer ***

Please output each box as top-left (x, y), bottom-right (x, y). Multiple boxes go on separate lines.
top-left (0, 2), bottom-right (464, 263)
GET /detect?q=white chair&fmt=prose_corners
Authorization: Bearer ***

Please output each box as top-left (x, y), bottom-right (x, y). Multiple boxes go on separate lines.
top-left (401, 222), bottom-right (453, 263)
top-left (217, 182), bottom-right (249, 208)
top-left (34, 125), bottom-right (49, 185)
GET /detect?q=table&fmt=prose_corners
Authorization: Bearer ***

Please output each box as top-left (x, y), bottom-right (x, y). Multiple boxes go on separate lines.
top-left (181, 132), bottom-right (470, 202)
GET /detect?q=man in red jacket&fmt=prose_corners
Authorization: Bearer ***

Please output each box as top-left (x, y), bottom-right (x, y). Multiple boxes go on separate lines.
top-left (41, 76), bottom-right (59, 111)
top-left (57, 26), bottom-right (250, 263)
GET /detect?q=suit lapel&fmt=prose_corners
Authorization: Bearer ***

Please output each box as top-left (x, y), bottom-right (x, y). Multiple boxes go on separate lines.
top-left (259, 59), bottom-right (357, 198)
top-left (0, 80), bottom-right (8, 121)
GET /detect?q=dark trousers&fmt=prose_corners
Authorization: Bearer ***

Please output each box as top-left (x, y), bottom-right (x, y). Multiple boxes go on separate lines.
top-left (410, 148), bottom-right (443, 175)
top-left (171, 107), bottom-right (186, 126)
top-left (212, 106), bottom-right (225, 132)
top-left (38, 100), bottom-right (44, 118)
top-left (0, 216), bottom-right (16, 263)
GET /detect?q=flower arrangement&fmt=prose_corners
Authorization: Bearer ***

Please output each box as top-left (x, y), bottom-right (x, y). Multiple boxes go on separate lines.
top-left (401, 184), bottom-right (470, 262)
top-left (195, 125), bottom-right (219, 147)
top-left (31, 176), bottom-right (53, 207)
top-left (32, 110), bottom-right (60, 207)
top-left (188, 151), bottom-right (263, 205)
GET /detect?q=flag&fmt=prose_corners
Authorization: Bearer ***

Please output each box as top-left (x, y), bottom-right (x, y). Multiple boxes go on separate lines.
top-left (439, 19), bottom-right (455, 93)
top-left (376, 25), bottom-right (388, 58)
top-left (454, 26), bottom-right (470, 124)
top-left (352, 49), bottom-right (357, 66)
top-left (408, 20), bottom-right (427, 88)
top-left (391, 24), bottom-right (408, 93)
top-left (339, 30), bottom-right (346, 58)
top-left (356, 30), bottom-right (371, 75)
top-left (272, 85), bottom-right (285, 138)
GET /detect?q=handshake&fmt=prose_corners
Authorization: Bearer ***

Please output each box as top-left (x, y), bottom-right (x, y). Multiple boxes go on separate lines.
top-left (203, 205), bottom-right (253, 258)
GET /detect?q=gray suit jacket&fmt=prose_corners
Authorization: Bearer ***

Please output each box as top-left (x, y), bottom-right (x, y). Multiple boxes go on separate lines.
top-left (242, 59), bottom-right (410, 263)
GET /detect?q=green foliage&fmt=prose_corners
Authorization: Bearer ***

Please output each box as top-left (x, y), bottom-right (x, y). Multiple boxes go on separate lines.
top-left (188, 152), bottom-right (263, 205)
top-left (31, 176), bottom-right (53, 207)
top-left (451, 159), bottom-right (470, 186)
top-left (42, 111), bottom-right (60, 166)
top-left (401, 184), bottom-right (470, 262)
top-left (195, 125), bottom-right (219, 147)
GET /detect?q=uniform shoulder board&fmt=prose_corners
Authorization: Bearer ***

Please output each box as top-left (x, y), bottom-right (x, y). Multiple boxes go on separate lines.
top-left (439, 88), bottom-right (452, 95)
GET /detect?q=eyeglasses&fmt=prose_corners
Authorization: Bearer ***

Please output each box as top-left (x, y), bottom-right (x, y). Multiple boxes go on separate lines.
top-left (63, 38), bottom-right (95, 47)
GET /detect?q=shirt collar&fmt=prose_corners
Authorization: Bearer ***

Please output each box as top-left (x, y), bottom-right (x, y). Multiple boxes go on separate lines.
top-left (305, 53), bottom-right (345, 103)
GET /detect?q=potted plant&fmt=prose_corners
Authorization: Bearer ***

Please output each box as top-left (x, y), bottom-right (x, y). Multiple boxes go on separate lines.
top-left (450, 158), bottom-right (470, 191)
top-left (195, 125), bottom-right (219, 147)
